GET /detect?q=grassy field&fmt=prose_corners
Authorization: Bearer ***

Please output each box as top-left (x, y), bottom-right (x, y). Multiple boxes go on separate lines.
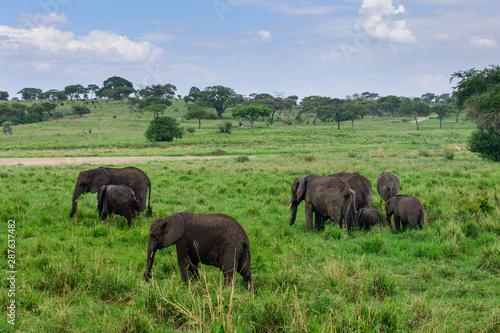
top-left (1, 100), bottom-right (499, 332)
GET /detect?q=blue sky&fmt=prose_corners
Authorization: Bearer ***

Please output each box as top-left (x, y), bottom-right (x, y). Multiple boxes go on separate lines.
top-left (1, 0), bottom-right (499, 100)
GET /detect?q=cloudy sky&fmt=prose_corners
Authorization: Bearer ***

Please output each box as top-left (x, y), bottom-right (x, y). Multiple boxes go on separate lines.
top-left (1, 0), bottom-right (499, 100)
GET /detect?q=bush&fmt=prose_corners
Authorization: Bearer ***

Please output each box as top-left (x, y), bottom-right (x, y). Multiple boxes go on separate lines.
top-left (468, 127), bottom-right (500, 162)
top-left (72, 105), bottom-right (91, 116)
top-left (218, 121), bottom-right (232, 134)
top-left (443, 146), bottom-right (455, 160)
top-left (145, 116), bottom-right (184, 142)
top-left (186, 127), bottom-right (196, 133)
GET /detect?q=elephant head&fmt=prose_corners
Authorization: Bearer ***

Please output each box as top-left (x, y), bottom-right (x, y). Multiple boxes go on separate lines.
top-left (385, 196), bottom-right (403, 226)
top-left (70, 168), bottom-right (112, 218)
top-left (144, 214), bottom-right (186, 281)
top-left (288, 177), bottom-right (307, 225)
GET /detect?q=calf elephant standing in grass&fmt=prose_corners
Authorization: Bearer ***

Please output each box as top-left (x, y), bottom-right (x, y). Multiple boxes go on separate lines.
top-left (289, 174), bottom-right (355, 231)
top-left (70, 166), bottom-right (151, 218)
top-left (357, 207), bottom-right (381, 231)
top-left (332, 172), bottom-right (372, 225)
top-left (97, 185), bottom-right (138, 227)
top-left (144, 212), bottom-right (257, 294)
top-left (377, 172), bottom-right (400, 202)
top-left (386, 195), bottom-right (425, 232)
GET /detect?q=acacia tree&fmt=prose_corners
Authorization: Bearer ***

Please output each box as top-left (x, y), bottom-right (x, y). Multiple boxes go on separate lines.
top-left (202, 85), bottom-right (236, 119)
top-left (0, 91), bottom-right (9, 100)
top-left (451, 65), bottom-right (500, 161)
top-left (398, 98), bottom-right (431, 130)
top-left (18, 88), bottom-right (42, 102)
top-left (341, 99), bottom-right (371, 127)
top-left (184, 104), bottom-right (217, 129)
top-left (432, 104), bottom-right (454, 128)
top-left (231, 104), bottom-right (271, 129)
top-left (378, 95), bottom-right (402, 116)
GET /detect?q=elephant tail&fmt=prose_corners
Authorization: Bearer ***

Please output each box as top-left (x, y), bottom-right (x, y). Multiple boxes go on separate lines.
top-left (418, 209), bottom-right (425, 229)
top-left (147, 181), bottom-right (152, 216)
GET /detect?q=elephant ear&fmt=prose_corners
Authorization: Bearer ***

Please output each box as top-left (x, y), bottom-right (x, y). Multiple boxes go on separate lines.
top-left (91, 168), bottom-right (112, 193)
top-left (385, 198), bottom-right (395, 215)
top-left (294, 177), bottom-right (307, 201)
top-left (162, 214), bottom-right (186, 248)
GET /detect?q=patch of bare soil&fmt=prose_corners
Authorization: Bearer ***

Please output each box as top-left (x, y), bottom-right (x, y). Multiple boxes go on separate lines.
top-left (0, 155), bottom-right (243, 166)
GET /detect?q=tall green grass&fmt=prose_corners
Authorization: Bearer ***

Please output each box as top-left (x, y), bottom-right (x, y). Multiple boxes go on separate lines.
top-left (0, 101), bottom-right (499, 332)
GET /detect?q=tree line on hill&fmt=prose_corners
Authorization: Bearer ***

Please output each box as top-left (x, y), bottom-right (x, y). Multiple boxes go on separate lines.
top-left (1, 65), bottom-right (499, 161)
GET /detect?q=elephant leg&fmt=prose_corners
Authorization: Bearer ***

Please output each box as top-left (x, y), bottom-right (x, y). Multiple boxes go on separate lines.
top-left (329, 205), bottom-right (342, 229)
top-left (187, 259), bottom-right (200, 281)
top-left (100, 205), bottom-right (109, 221)
top-left (314, 212), bottom-right (324, 231)
top-left (304, 202), bottom-right (314, 231)
top-left (136, 189), bottom-right (147, 213)
top-left (394, 215), bottom-right (401, 232)
top-left (177, 254), bottom-right (191, 283)
top-left (124, 208), bottom-right (134, 227)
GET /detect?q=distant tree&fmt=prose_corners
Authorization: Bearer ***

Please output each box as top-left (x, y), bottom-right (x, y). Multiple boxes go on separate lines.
top-left (451, 65), bottom-right (500, 161)
top-left (0, 91), bottom-right (9, 100)
top-left (378, 95), bottom-right (402, 116)
top-left (432, 104), bottom-right (454, 128)
top-left (341, 99), bottom-right (371, 127)
top-left (145, 116), bottom-right (183, 142)
top-left (87, 84), bottom-right (100, 99)
top-left (72, 105), bottom-right (91, 117)
top-left (300, 96), bottom-right (329, 125)
top-left (145, 104), bottom-right (167, 118)
top-left (139, 84), bottom-right (177, 99)
top-left (98, 76), bottom-right (133, 98)
top-left (64, 84), bottom-right (85, 101)
top-left (398, 98), bottom-right (431, 130)
top-left (27, 103), bottom-right (48, 123)
top-left (360, 91), bottom-right (379, 100)
top-left (43, 90), bottom-right (68, 104)
top-left (41, 102), bottom-right (56, 116)
top-left (18, 88), bottom-right (42, 102)
top-left (421, 93), bottom-right (437, 104)
top-left (138, 97), bottom-right (172, 112)
top-left (53, 111), bottom-right (64, 122)
top-left (127, 97), bottom-right (141, 116)
top-left (188, 87), bottom-right (203, 102)
top-left (2, 121), bottom-right (13, 135)
top-left (201, 85), bottom-right (236, 119)
top-left (108, 86), bottom-right (135, 100)
top-left (251, 93), bottom-right (296, 125)
top-left (231, 104), bottom-right (271, 129)
top-left (0, 104), bottom-right (14, 118)
top-left (184, 104), bottom-right (217, 129)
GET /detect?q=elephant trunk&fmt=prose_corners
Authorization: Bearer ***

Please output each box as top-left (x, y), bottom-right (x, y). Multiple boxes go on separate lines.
top-left (289, 200), bottom-right (299, 225)
top-left (70, 186), bottom-right (82, 218)
top-left (144, 239), bottom-right (157, 282)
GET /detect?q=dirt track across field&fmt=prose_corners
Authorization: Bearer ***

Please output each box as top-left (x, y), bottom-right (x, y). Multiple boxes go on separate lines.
top-left (0, 155), bottom-right (240, 166)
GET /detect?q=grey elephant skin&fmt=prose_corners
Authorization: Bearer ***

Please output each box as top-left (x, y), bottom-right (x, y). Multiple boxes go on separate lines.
top-left (386, 195), bottom-right (425, 232)
top-left (144, 212), bottom-right (257, 294)
top-left (377, 172), bottom-right (400, 202)
top-left (289, 174), bottom-right (355, 231)
top-left (332, 172), bottom-right (372, 225)
top-left (70, 166), bottom-right (151, 218)
top-left (97, 185), bottom-right (139, 227)
top-left (357, 207), bottom-right (381, 231)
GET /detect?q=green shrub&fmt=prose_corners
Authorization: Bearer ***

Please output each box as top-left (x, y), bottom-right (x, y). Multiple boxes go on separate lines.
top-left (186, 127), bottom-right (196, 133)
top-left (218, 121), bottom-right (232, 133)
top-left (468, 127), bottom-right (500, 162)
top-left (145, 116), bottom-right (184, 142)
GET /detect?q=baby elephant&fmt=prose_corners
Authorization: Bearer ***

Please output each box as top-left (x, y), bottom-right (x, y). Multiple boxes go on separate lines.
top-left (144, 212), bottom-right (257, 294)
top-left (97, 185), bottom-right (139, 227)
top-left (386, 195), bottom-right (425, 232)
top-left (357, 207), bottom-right (381, 231)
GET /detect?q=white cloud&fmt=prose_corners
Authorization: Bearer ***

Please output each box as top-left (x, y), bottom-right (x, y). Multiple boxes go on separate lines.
top-left (357, 0), bottom-right (416, 44)
top-left (409, 74), bottom-right (451, 93)
top-left (18, 12), bottom-right (69, 27)
top-left (0, 25), bottom-right (163, 62)
top-left (254, 30), bottom-right (273, 42)
top-left (470, 36), bottom-right (497, 49)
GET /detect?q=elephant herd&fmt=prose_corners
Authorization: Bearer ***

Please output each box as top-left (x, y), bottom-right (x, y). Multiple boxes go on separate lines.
top-left (69, 167), bottom-right (425, 294)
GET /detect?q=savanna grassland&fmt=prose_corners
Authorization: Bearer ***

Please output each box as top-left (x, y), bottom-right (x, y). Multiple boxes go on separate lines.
top-left (1, 100), bottom-right (499, 332)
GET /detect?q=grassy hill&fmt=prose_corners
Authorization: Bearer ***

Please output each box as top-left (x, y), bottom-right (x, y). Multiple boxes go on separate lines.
top-left (0, 100), bottom-right (499, 332)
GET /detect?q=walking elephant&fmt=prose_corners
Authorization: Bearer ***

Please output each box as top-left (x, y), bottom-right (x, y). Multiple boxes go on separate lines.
top-left (357, 207), bottom-right (381, 231)
top-left (377, 172), bottom-right (400, 202)
top-left (144, 212), bottom-right (257, 294)
top-left (386, 195), bottom-right (424, 232)
top-left (288, 174), bottom-right (355, 231)
top-left (97, 185), bottom-right (139, 227)
top-left (70, 166), bottom-right (151, 218)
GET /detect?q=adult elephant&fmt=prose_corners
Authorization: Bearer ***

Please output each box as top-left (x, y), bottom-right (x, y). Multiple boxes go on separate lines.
top-left (332, 172), bottom-right (372, 224)
top-left (288, 174), bottom-right (355, 231)
top-left (377, 172), bottom-right (400, 202)
top-left (144, 212), bottom-right (257, 294)
top-left (70, 166), bottom-right (151, 218)
top-left (386, 195), bottom-right (424, 232)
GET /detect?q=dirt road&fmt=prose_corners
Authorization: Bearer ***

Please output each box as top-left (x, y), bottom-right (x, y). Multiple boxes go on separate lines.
top-left (0, 155), bottom-right (238, 166)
